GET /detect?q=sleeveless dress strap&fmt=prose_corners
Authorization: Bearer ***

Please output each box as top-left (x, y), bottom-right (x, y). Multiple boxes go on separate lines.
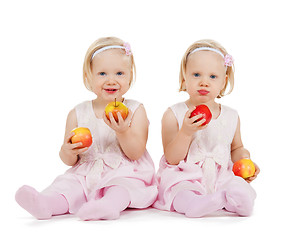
top-left (75, 101), bottom-right (92, 127)
top-left (219, 105), bottom-right (239, 142)
top-left (170, 102), bottom-right (188, 129)
top-left (124, 99), bottom-right (142, 114)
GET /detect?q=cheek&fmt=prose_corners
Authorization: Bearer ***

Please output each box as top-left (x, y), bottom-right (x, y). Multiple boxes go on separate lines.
top-left (122, 73), bottom-right (132, 86)
top-left (212, 81), bottom-right (224, 92)
top-left (90, 78), bottom-right (104, 91)
top-left (185, 82), bottom-right (197, 95)
top-left (186, 79), bottom-right (197, 90)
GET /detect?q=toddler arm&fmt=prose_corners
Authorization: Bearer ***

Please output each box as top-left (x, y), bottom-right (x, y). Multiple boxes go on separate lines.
top-left (59, 109), bottom-right (88, 166)
top-left (162, 108), bottom-right (206, 165)
top-left (231, 116), bottom-right (260, 182)
top-left (113, 105), bottom-right (149, 161)
top-left (231, 117), bottom-right (250, 162)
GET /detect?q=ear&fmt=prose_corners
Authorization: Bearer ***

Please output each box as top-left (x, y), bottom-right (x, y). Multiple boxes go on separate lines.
top-left (223, 75), bottom-right (228, 89)
top-left (128, 68), bottom-right (134, 87)
top-left (218, 75), bottom-right (228, 98)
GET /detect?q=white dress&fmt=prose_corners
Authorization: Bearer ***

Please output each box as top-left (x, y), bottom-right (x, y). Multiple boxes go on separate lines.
top-left (153, 102), bottom-right (256, 211)
top-left (44, 99), bottom-right (158, 213)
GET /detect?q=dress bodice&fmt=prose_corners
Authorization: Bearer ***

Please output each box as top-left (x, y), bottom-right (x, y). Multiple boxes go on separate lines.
top-left (170, 102), bottom-right (239, 193)
top-left (75, 99), bottom-right (141, 163)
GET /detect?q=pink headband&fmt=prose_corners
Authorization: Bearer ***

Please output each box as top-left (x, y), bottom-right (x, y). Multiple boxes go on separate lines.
top-left (91, 42), bottom-right (132, 60)
top-left (190, 47), bottom-right (234, 67)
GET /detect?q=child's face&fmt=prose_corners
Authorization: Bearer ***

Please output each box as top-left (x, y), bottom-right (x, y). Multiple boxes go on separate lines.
top-left (184, 51), bottom-right (227, 103)
top-left (90, 49), bottom-right (132, 102)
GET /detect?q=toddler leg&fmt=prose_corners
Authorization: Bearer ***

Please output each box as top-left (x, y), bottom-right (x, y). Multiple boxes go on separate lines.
top-left (173, 190), bottom-right (225, 218)
top-left (77, 185), bottom-right (130, 221)
top-left (15, 185), bottom-right (69, 220)
top-left (172, 190), bottom-right (196, 214)
top-left (224, 177), bottom-right (256, 216)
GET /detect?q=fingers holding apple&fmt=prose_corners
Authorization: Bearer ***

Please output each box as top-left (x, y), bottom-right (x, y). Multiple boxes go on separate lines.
top-left (191, 114), bottom-right (207, 127)
top-left (103, 107), bottom-right (132, 133)
top-left (245, 162), bottom-right (260, 183)
top-left (60, 130), bottom-right (90, 160)
top-left (65, 132), bottom-right (83, 148)
top-left (105, 98), bottom-right (129, 122)
top-left (232, 159), bottom-right (259, 183)
top-left (181, 108), bottom-right (208, 136)
top-left (188, 109), bottom-right (204, 124)
top-left (70, 127), bottom-right (93, 149)
top-left (190, 105), bottom-right (212, 126)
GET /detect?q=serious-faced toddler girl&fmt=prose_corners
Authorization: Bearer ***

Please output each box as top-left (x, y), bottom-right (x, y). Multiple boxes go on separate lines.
top-left (154, 39), bottom-right (259, 217)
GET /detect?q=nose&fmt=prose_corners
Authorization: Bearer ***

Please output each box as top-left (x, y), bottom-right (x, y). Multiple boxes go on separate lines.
top-left (199, 77), bottom-right (209, 87)
top-left (106, 75), bottom-right (116, 84)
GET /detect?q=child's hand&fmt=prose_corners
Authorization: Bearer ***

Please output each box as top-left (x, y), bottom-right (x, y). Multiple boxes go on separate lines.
top-left (181, 107), bottom-right (208, 136)
top-left (103, 109), bottom-right (133, 134)
top-left (245, 162), bottom-right (260, 183)
top-left (60, 132), bottom-right (89, 159)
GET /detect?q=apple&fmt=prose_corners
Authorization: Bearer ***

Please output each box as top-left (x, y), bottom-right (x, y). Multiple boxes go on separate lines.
top-left (71, 127), bottom-right (92, 148)
top-left (190, 105), bottom-right (212, 126)
top-left (232, 159), bottom-right (255, 179)
top-left (105, 98), bottom-right (129, 122)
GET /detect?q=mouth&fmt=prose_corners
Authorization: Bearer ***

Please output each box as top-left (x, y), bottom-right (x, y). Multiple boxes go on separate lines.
top-left (104, 88), bottom-right (118, 94)
top-left (198, 90), bottom-right (209, 95)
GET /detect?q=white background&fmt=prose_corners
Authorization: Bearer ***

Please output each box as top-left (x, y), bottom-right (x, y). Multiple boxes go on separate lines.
top-left (1, 0), bottom-right (299, 239)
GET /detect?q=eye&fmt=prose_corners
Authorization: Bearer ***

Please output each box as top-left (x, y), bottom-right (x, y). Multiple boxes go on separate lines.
top-left (210, 75), bottom-right (217, 79)
top-left (116, 71), bottom-right (124, 76)
top-left (98, 72), bottom-right (106, 76)
top-left (193, 73), bottom-right (200, 77)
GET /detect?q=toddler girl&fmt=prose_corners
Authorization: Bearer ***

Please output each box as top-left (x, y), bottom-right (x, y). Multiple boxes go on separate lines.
top-left (153, 39), bottom-right (259, 217)
top-left (15, 37), bottom-right (158, 220)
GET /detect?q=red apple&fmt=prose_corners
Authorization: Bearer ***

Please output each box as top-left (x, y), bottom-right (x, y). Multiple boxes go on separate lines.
top-left (232, 159), bottom-right (255, 179)
top-left (71, 127), bottom-right (92, 148)
top-left (105, 98), bottom-right (129, 122)
top-left (190, 105), bottom-right (212, 126)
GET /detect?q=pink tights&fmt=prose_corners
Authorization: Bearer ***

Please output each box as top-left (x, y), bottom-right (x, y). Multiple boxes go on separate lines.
top-left (15, 185), bottom-right (130, 220)
top-left (173, 190), bottom-right (225, 218)
top-left (76, 185), bottom-right (130, 221)
top-left (173, 188), bottom-right (254, 218)
top-left (15, 185), bottom-right (69, 220)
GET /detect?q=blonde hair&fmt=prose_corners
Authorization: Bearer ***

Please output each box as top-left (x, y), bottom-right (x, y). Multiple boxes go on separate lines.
top-left (83, 37), bottom-right (136, 91)
top-left (179, 39), bottom-right (234, 98)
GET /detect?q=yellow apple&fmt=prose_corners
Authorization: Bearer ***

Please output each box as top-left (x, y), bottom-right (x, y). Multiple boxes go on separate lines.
top-left (105, 99), bottom-right (128, 122)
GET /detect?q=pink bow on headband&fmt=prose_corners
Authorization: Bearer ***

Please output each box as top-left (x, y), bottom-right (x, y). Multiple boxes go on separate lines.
top-left (123, 42), bottom-right (132, 56)
top-left (224, 54), bottom-right (234, 67)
